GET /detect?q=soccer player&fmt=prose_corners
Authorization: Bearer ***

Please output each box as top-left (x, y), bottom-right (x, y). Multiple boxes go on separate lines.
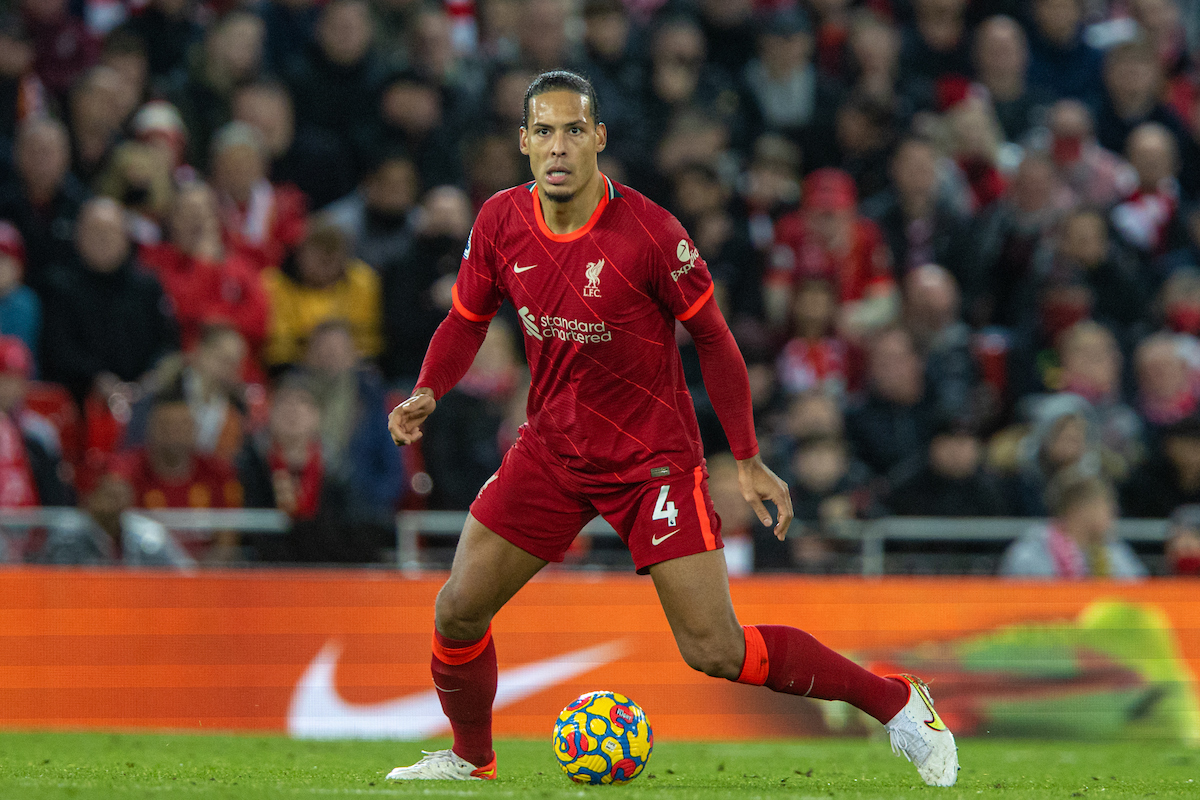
top-left (385, 71), bottom-right (958, 787)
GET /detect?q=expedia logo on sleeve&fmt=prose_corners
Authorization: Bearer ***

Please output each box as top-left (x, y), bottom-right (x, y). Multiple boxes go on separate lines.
top-left (672, 239), bottom-right (699, 281)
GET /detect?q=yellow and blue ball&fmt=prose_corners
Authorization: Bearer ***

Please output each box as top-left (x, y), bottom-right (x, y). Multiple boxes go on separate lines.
top-left (552, 691), bottom-right (653, 785)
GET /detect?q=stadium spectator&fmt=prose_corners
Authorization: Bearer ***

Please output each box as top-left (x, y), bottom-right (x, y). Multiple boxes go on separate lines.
top-left (367, 69), bottom-right (464, 190)
top-left (407, 5), bottom-right (487, 126)
top-left (862, 136), bottom-right (972, 281)
top-left (160, 10), bottom-right (265, 171)
top-left (1096, 39), bottom-right (1199, 198)
top-left (66, 66), bottom-right (127, 184)
top-left (130, 101), bottom-right (192, 181)
top-left (422, 321), bottom-right (525, 511)
top-left (323, 152), bottom-right (419, 274)
top-left (945, 94), bottom-right (1010, 213)
top-left (300, 319), bottom-right (402, 524)
top-left (110, 388), bottom-right (244, 561)
top-left (1053, 321), bottom-right (1144, 468)
top-left (830, 90), bottom-right (897, 201)
top-left (1000, 470), bottom-right (1146, 579)
top-left (885, 415), bottom-right (1007, 517)
top-left (1014, 393), bottom-right (1105, 516)
top-left (118, 0), bottom-right (204, 80)
top-left (697, 0), bottom-right (757, 77)
top-left (232, 80), bottom-right (356, 211)
top-left (742, 9), bottom-right (832, 142)
top-left (209, 122), bottom-right (307, 272)
top-left (902, 264), bottom-right (978, 419)
top-left (846, 10), bottom-right (905, 110)
top-left (972, 16), bottom-right (1051, 144)
top-left (900, 0), bottom-right (972, 104)
top-left (766, 168), bottom-right (897, 336)
top-left (39, 197), bottom-right (178, 402)
top-left (738, 133), bottom-right (801, 254)
top-left (1111, 123), bottom-right (1186, 260)
top-left (19, 0), bottom-right (100, 101)
top-left (1134, 332), bottom-right (1200, 439)
top-left (1164, 504), bottom-right (1200, 575)
top-left (285, 0), bottom-right (385, 176)
top-left (776, 278), bottom-right (849, 399)
top-left (1044, 100), bottom-right (1138, 209)
top-left (381, 185), bottom-right (470, 380)
top-left (140, 182), bottom-right (269, 357)
top-left (756, 431), bottom-right (872, 573)
top-left (1121, 413), bottom-right (1200, 517)
top-left (264, 218), bottom-right (381, 370)
top-left (0, 222), bottom-right (40, 363)
top-left (0, 118), bottom-right (88, 292)
top-left (93, 141), bottom-right (175, 246)
top-left (1027, 0), bottom-right (1104, 107)
top-left (0, 13), bottom-right (46, 147)
top-left (845, 326), bottom-right (936, 484)
top-left (643, 15), bottom-right (745, 161)
top-left (577, 0), bottom-right (645, 169)
top-left (0, 335), bottom-right (71, 507)
top-left (237, 372), bottom-right (383, 564)
top-left (123, 323), bottom-right (251, 463)
top-left (98, 30), bottom-right (150, 126)
top-left (971, 152), bottom-right (1067, 330)
top-left (1158, 267), bottom-right (1200, 335)
top-left (1034, 208), bottom-right (1148, 338)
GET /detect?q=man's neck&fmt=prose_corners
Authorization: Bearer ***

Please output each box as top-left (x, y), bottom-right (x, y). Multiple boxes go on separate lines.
top-left (538, 172), bottom-right (605, 235)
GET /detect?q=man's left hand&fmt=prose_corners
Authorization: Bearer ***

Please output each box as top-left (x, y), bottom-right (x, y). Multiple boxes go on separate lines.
top-left (736, 454), bottom-right (793, 541)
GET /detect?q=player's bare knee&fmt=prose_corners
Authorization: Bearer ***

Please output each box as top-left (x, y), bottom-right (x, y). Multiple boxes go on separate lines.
top-left (433, 583), bottom-right (492, 641)
top-left (676, 633), bottom-right (743, 680)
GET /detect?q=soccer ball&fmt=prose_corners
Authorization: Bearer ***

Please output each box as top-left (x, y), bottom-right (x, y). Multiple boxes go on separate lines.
top-left (552, 691), bottom-right (653, 785)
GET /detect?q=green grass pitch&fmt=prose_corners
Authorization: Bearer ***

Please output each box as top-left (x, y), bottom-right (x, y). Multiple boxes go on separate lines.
top-left (0, 732), bottom-right (1196, 799)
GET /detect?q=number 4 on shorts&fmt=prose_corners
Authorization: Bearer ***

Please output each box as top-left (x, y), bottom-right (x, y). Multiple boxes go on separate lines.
top-left (653, 485), bottom-right (678, 526)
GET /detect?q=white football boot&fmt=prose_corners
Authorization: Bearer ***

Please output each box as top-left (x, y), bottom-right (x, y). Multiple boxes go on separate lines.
top-left (385, 749), bottom-right (497, 781)
top-left (883, 674), bottom-right (959, 787)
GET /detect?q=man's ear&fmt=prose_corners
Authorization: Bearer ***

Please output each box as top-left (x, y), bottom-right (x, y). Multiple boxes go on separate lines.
top-left (595, 122), bottom-right (607, 153)
top-left (519, 126), bottom-right (529, 155)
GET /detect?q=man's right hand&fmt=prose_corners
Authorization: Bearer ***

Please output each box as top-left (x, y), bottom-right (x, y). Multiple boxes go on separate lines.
top-left (389, 388), bottom-right (436, 445)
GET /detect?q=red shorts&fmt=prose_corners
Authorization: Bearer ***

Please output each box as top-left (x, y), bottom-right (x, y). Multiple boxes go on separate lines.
top-left (469, 432), bottom-right (723, 574)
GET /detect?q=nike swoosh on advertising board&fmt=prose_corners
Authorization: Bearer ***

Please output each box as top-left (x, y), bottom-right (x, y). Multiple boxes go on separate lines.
top-left (287, 639), bottom-right (626, 739)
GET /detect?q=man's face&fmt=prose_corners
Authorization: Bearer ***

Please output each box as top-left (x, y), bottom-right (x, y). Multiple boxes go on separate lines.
top-left (234, 89), bottom-right (293, 156)
top-left (194, 332), bottom-right (247, 390)
top-left (365, 159), bottom-right (418, 215)
top-left (16, 124), bottom-right (69, 193)
top-left (147, 403), bottom-right (196, 464)
top-left (1034, 0), bottom-right (1081, 44)
top-left (76, 203), bottom-right (130, 273)
top-left (892, 142), bottom-right (938, 202)
top-left (930, 433), bottom-right (980, 479)
top-left (1106, 56), bottom-right (1159, 112)
top-left (520, 90), bottom-right (607, 204)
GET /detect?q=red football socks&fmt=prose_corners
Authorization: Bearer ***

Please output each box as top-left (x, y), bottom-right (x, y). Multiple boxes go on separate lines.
top-left (431, 626), bottom-right (498, 768)
top-left (736, 624), bottom-right (909, 724)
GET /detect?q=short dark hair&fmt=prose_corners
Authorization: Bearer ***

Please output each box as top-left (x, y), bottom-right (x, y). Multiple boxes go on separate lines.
top-left (523, 70), bottom-right (600, 127)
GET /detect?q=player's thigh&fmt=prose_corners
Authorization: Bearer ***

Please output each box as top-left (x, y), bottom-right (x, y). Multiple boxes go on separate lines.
top-left (435, 513), bottom-right (548, 640)
top-left (648, 549), bottom-right (744, 678)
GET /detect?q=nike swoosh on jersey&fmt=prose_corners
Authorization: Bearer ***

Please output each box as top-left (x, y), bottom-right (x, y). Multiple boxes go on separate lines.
top-left (513, 263), bottom-right (538, 273)
top-left (287, 639), bottom-right (625, 739)
top-left (651, 530), bottom-right (680, 545)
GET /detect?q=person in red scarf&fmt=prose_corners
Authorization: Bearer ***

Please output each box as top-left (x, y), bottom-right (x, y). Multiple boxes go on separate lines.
top-left (236, 373), bottom-right (367, 563)
top-left (1001, 470), bottom-right (1145, 579)
top-left (1111, 122), bottom-right (1184, 258)
top-left (208, 121), bottom-right (307, 272)
top-left (765, 168), bottom-right (897, 338)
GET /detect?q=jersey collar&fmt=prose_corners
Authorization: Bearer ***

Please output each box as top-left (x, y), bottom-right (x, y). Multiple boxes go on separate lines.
top-left (530, 174), bottom-right (618, 243)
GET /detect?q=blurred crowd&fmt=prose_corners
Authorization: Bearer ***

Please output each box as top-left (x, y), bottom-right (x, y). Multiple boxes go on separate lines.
top-left (0, 0), bottom-right (1199, 574)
